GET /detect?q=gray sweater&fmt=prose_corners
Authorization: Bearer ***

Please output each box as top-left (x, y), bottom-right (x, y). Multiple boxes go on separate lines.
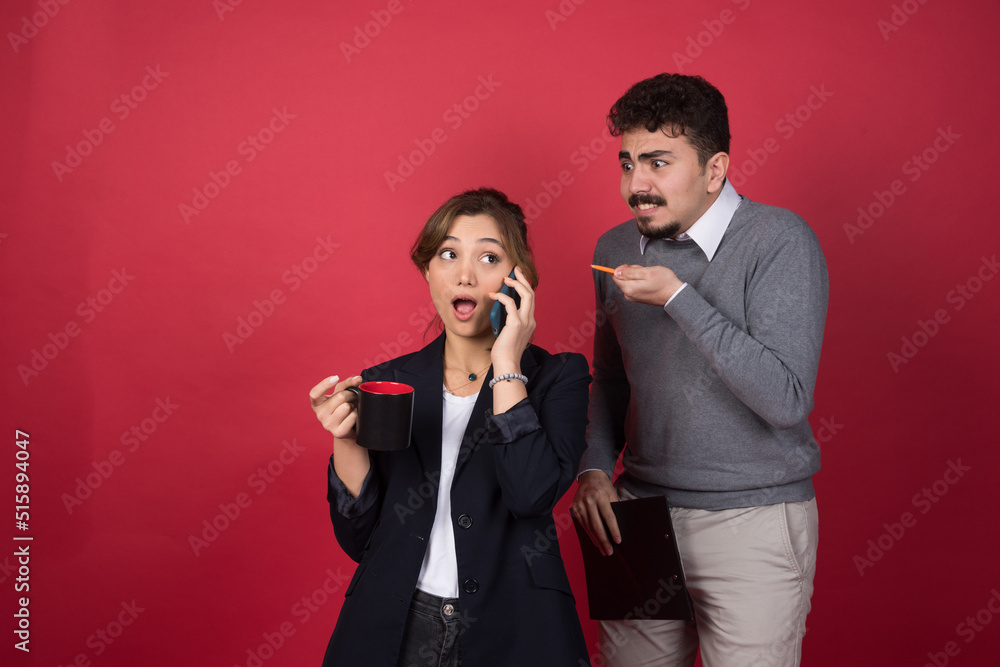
top-left (580, 196), bottom-right (829, 510)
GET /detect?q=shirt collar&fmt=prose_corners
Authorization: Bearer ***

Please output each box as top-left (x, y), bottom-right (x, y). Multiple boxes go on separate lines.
top-left (639, 179), bottom-right (742, 260)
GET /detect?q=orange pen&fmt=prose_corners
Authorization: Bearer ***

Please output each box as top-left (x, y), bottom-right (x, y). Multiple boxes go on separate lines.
top-left (591, 264), bottom-right (616, 275)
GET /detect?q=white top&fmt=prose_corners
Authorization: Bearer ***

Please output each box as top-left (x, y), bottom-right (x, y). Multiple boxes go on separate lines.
top-left (415, 388), bottom-right (478, 597)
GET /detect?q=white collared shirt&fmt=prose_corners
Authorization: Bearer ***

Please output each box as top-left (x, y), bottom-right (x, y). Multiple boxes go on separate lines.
top-left (639, 179), bottom-right (742, 305)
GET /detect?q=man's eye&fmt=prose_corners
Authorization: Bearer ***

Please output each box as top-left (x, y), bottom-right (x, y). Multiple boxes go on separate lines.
top-left (652, 160), bottom-right (667, 168)
top-left (621, 163), bottom-right (633, 173)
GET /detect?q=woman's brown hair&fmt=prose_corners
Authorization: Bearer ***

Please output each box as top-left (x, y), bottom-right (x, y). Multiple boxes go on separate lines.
top-left (410, 187), bottom-right (538, 288)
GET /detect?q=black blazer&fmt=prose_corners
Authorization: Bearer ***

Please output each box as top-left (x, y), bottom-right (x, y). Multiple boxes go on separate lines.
top-left (323, 334), bottom-right (592, 666)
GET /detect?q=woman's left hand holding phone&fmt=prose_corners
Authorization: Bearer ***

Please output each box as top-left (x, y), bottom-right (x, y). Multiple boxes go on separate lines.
top-left (309, 375), bottom-right (370, 498)
top-left (489, 266), bottom-right (536, 414)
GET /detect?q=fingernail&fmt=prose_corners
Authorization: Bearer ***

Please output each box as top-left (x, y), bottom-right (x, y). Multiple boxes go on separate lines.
top-left (488, 292), bottom-right (497, 298)
top-left (328, 375), bottom-right (339, 384)
top-left (614, 268), bottom-right (622, 278)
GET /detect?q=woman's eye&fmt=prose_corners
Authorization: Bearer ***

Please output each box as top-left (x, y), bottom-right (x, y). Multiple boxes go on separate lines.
top-left (481, 253), bottom-right (500, 264)
top-left (439, 249), bottom-right (457, 260)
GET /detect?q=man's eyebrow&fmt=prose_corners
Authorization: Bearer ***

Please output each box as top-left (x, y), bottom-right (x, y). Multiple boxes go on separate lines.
top-left (619, 149), bottom-right (676, 160)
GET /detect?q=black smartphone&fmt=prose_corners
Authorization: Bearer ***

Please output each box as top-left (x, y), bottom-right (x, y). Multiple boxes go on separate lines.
top-left (490, 269), bottom-right (521, 338)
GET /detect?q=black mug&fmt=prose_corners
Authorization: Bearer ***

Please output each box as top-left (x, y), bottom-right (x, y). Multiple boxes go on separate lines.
top-left (345, 381), bottom-right (414, 451)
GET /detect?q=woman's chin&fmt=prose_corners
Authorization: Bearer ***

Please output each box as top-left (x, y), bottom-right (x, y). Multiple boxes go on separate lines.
top-left (442, 316), bottom-right (491, 340)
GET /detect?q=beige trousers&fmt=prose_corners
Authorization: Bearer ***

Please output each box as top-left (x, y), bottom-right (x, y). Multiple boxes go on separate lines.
top-left (595, 489), bottom-right (818, 667)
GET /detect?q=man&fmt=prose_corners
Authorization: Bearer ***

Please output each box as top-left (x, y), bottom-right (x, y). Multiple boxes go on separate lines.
top-left (572, 73), bottom-right (828, 666)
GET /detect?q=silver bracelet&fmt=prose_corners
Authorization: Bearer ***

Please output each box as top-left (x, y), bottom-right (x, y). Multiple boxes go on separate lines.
top-left (488, 373), bottom-right (528, 389)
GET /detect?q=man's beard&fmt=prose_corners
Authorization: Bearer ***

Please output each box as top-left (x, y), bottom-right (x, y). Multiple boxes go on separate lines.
top-left (638, 217), bottom-right (681, 240)
top-left (629, 193), bottom-right (678, 239)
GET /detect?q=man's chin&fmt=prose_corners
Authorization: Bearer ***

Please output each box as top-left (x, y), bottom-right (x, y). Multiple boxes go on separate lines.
top-left (637, 217), bottom-right (681, 240)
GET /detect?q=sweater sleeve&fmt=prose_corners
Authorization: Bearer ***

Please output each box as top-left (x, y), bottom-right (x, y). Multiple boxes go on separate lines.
top-left (665, 221), bottom-right (829, 429)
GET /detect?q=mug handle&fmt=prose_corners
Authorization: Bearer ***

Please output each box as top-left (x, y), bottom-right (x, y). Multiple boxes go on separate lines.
top-left (342, 386), bottom-right (361, 438)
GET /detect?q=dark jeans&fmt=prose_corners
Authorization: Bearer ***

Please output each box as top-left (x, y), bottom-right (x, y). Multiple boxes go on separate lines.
top-left (397, 589), bottom-right (463, 667)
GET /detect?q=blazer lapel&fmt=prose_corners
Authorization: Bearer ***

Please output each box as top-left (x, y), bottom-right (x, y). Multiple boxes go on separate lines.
top-left (396, 334), bottom-right (446, 476)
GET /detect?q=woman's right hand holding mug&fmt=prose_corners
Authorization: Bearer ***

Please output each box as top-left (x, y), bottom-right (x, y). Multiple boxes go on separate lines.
top-left (310, 375), bottom-right (363, 440)
top-left (309, 375), bottom-right (370, 496)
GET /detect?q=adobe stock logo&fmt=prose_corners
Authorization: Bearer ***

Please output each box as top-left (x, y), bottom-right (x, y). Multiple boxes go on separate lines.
top-left (519, 125), bottom-right (618, 225)
top-left (585, 577), bottom-right (687, 666)
top-left (7, 0), bottom-right (71, 54)
top-left (179, 107), bottom-right (296, 223)
top-left (51, 66), bottom-right (169, 182)
top-left (551, 298), bottom-right (620, 355)
top-left (339, 0), bottom-right (412, 63)
top-left (853, 459), bottom-right (970, 576)
top-left (844, 126), bottom-right (960, 244)
top-left (213, 0), bottom-right (244, 20)
top-left (887, 254), bottom-right (996, 373)
top-left (232, 568), bottom-right (351, 667)
top-left (670, 0), bottom-right (752, 72)
top-left (520, 509), bottom-right (574, 565)
top-left (877, 0), bottom-right (931, 41)
top-left (922, 588), bottom-right (1000, 667)
top-left (544, 0), bottom-right (589, 30)
top-left (55, 600), bottom-right (145, 666)
top-left (61, 397), bottom-right (179, 514)
top-left (726, 84), bottom-right (832, 189)
top-left (188, 439), bottom-right (306, 556)
top-left (383, 75), bottom-right (501, 192)
top-left (223, 236), bottom-right (338, 353)
top-left (17, 268), bottom-right (135, 385)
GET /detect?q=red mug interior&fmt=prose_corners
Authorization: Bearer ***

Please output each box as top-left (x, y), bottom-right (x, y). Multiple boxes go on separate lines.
top-left (359, 381), bottom-right (413, 395)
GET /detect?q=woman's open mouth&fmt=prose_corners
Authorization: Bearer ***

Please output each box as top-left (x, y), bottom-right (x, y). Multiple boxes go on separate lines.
top-left (451, 295), bottom-right (478, 321)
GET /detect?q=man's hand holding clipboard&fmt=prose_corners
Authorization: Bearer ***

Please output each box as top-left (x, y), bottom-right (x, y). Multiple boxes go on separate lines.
top-left (571, 472), bottom-right (694, 621)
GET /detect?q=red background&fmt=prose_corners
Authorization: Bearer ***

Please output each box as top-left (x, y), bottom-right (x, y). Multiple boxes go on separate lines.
top-left (3, 0), bottom-right (999, 665)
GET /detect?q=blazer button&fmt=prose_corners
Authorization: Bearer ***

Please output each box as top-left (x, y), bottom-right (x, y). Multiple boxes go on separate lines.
top-left (463, 579), bottom-right (479, 594)
top-left (457, 514), bottom-right (473, 529)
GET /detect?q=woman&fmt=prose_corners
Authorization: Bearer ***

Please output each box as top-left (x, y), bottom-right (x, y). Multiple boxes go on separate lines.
top-left (309, 187), bottom-right (591, 666)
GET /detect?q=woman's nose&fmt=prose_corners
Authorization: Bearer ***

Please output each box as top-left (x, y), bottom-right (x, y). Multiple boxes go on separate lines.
top-left (457, 257), bottom-right (476, 285)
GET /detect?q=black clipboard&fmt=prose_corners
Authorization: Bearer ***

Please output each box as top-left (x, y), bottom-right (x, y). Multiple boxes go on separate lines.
top-left (573, 495), bottom-right (694, 621)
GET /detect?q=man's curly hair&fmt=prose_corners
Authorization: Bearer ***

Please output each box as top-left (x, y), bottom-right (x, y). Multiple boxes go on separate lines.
top-left (607, 73), bottom-right (730, 166)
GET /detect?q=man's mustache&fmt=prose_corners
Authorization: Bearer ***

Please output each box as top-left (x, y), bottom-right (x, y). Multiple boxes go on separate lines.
top-left (628, 194), bottom-right (666, 207)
